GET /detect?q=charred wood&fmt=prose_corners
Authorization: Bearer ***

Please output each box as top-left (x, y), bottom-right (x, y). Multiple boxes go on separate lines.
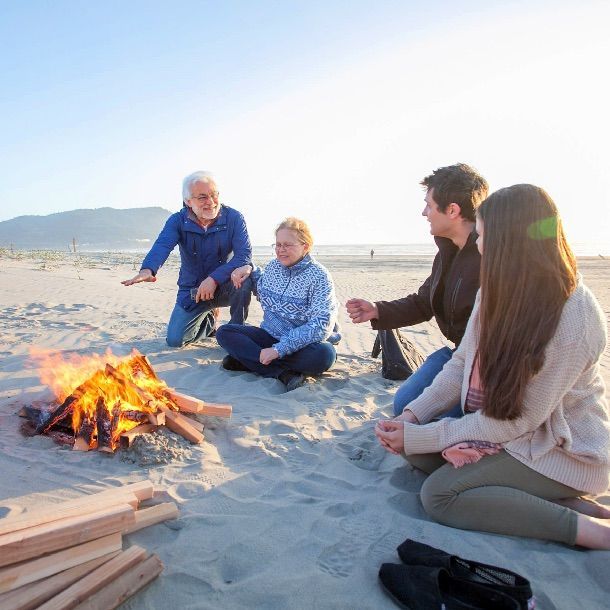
top-left (96, 397), bottom-right (113, 452)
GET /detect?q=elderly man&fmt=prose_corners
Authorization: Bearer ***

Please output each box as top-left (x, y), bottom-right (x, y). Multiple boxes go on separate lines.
top-left (122, 171), bottom-right (252, 347)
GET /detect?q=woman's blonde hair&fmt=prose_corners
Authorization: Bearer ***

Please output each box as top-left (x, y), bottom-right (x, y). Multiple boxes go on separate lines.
top-left (275, 217), bottom-right (314, 250)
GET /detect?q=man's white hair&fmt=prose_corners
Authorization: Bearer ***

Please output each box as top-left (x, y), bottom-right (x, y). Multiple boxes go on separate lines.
top-left (182, 171), bottom-right (217, 201)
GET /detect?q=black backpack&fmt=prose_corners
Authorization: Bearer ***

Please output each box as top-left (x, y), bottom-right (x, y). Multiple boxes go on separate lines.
top-left (372, 329), bottom-right (425, 381)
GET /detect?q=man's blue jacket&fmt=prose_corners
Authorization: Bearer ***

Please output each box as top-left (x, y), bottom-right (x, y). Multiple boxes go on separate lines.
top-left (141, 204), bottom-right (252, 308)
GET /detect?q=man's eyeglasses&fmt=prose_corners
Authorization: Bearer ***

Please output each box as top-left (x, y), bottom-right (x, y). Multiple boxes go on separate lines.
top-left (274, 242), bottom-right (301, 250)
top-left (190, 193), bottom-right (218, 203)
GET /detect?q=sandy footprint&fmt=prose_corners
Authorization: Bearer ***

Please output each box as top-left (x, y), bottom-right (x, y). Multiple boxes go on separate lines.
top-left (317, 538), bottom-right (362, 578)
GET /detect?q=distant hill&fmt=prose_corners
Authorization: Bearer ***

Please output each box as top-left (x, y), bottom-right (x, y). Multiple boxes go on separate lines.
top-left (0, 207), bottom-right (174, 250)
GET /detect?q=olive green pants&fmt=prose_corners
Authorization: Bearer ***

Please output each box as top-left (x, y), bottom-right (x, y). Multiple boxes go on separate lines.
top-left (407, 450), bottom-right (581, 545)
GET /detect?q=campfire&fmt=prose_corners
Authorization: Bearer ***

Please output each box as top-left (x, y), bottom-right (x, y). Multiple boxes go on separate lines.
top-left (22, 349), bottom-right (231, 452)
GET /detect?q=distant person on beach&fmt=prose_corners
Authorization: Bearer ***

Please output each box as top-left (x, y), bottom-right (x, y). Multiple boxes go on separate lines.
top-left (375, 184), bottom-right (610, 548)
top-left (346, 163), bottom-right (488, 416)
top-left (121, 171), bottom-right (252, 347)
top-left (370, 248), bottom-right (374, 259)
top-left (216, 217), bottom-right (339, 392)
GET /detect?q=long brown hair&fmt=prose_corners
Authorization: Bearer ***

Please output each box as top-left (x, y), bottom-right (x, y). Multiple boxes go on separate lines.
top-left (477, 184), bottom-right (577, 420)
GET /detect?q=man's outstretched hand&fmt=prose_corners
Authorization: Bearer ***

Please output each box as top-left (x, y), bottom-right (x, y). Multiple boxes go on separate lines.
top-left (346, 298), bottom-right (379, 323)
top-left (121, 269), bottom-right (156, 286)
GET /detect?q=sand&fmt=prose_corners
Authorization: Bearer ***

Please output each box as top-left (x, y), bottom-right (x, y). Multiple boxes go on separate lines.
top-left (0, 251), bottom-right (608, 609)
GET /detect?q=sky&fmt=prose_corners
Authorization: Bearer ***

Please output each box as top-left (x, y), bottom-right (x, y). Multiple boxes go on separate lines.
top-left (1, 0), bottom-right (609, 249)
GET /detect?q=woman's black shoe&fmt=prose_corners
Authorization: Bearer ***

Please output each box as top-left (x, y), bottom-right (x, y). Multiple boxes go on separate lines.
top-left (277, 370), bottom-right (306, 392)
top-left (379, 563), bottom-right (521, 610)
top-left (396, 539), bottom-right (532, 610)
top-left (221, 355), bottom-right (249, 372)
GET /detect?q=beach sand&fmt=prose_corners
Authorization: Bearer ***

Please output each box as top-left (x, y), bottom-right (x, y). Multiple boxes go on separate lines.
top-left (0, 252), bottom-right (608, 609)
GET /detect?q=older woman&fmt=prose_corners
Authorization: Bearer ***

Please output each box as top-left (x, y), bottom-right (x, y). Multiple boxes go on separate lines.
top-left (376, 184), bottom-right (610, 549)
top-left (216, 217), bottom-right (338, 391)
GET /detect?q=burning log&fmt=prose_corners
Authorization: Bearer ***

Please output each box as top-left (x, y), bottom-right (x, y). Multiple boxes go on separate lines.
top-left (105, 364), bottom-right (168, 412)
top-left (73, 411), bottom-right (97, 452)
top-left (129, 352), bottom-right (159, 381)
top-left (35, 371), bottom-right (104, 434)
top-left (122, 410), bottom-right (150, 424)
top-left (96, 397), bottom-right (113, 453)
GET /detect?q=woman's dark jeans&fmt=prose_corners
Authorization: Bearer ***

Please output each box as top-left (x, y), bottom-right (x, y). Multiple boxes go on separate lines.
top-left (216, 324), bottom-right (336, 379)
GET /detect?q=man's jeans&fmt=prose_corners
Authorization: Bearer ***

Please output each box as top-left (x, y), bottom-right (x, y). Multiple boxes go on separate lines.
top-left (166, 278), bottom-right (252, 348)
top-left (393, 346), bottom-right (462, 417)
top-left (216, 324), bottom-right (336, 379)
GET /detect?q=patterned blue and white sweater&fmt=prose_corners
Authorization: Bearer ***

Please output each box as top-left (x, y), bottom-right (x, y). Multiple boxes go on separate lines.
top-left (253, 254), bottom-right (338, 357)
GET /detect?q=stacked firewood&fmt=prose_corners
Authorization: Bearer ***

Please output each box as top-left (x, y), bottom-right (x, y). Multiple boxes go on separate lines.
top-left (0, 480), bottom-right (177, 609)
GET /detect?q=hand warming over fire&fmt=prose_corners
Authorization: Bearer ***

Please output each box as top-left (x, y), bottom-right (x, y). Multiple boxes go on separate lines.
top-left (375, 419), bottom-right (405, 455)
top-left (260, 347), bottom-right (279, 365)
top-left (121, 269), bottom-right (156, 286)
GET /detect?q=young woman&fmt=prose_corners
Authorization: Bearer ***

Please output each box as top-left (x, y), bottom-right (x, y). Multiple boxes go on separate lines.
top-left (375, 184), bottom-right (610, 548)
top-left (216, 217), bottom-right (338, 391)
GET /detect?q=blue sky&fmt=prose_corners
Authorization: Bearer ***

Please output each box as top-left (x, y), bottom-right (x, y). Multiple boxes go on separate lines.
top-left (1, 0), bottom-right (609, 249)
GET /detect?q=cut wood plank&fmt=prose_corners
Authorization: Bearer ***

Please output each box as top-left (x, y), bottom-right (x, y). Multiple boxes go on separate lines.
top-left (0, 552), bottom-right (119, 610)
top-left (147, 410), bottom-right (166, 426)
top-left (91, 480), bottom-right (154, 502)
top-left (161, 407), bottom-right (204, 444)
top-left (0, 492), bottom-right (139, 537)
top-left (119, 424), bottom-right (157, 448)
top-left (163, 389), bottom-right (203, 412)
top-left (165, 389), bottom-right (233, 418)
top-left (181, 415), bottom-right (204, 433)
top-left (124, 502), bottom-right (179, 535)
top-left (38, 545), bottom-right (147, 610)
top-left (198, 402), bottom-right (232, 418)
top-left (72, 554), bottom-right (163, 610)
top-left (0, 533), bottom-right (122, 594)
top-left (0, 504), bottom-right (134, 568)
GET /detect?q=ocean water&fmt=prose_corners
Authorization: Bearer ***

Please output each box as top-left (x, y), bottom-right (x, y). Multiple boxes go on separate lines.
top-left (71, 241), bottom-right (608, 257)
top-left (254, 241), bottom-right (609, 257)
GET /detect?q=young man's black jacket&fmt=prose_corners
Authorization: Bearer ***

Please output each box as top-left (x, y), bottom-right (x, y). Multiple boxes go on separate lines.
top-left (371, 230), bottom-right (480, 347)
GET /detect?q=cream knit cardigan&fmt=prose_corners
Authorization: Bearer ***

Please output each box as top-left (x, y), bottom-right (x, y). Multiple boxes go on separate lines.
top-left (404, 281), bottom-right (610, 495)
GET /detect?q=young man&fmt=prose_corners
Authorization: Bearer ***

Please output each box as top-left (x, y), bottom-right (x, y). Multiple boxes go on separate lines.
top-left (346, 163), bottom-right (488, 416)
top-left (122, 171), bottom-right (252, 348)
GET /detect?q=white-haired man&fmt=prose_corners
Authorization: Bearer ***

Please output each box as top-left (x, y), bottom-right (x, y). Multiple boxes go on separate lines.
top-left (122, 171), bottom-right (252, 347)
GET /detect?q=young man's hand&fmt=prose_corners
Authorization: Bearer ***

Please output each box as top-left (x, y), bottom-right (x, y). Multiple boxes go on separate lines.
top-left (346, 298), bottom-right (379, 323)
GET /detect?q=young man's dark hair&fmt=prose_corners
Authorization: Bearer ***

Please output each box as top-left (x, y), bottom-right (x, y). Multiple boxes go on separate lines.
top-left (420, 163), bottom-right (488, 222)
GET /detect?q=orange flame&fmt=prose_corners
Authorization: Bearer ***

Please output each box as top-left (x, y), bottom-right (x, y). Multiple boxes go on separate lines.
top-left (29, 347), bottom-right (172, 450)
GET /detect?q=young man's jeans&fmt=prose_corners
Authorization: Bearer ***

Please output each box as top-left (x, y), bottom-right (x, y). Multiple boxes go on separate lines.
top-left (216, 324), bottom-right (336, 379)
top-left (166, 278), bottom-right (252, 348)
top-left (393, 346), bottom-right (462, 417)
